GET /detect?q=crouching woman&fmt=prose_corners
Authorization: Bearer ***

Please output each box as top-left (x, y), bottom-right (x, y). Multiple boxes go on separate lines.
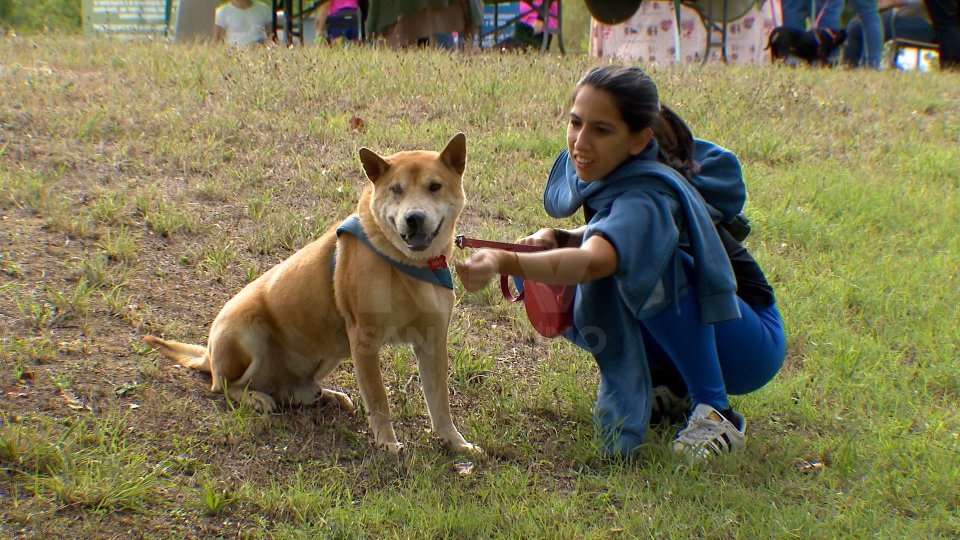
top-left (456, 65), bottom-right (786, 460)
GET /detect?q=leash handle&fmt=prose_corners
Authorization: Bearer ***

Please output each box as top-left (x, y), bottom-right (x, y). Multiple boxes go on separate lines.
top-left (455, 235), bottom-right (547, 302)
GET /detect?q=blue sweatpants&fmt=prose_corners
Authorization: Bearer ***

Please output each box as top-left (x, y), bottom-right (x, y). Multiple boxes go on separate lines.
top-left (565, 280), bottom-right (786, 458)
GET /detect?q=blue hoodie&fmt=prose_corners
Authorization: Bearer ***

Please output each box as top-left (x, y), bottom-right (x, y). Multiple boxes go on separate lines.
top-left (543, 138), bottom-right (743, 324)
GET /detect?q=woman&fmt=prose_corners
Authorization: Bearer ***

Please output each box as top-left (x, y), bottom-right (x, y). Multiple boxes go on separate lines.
top-left (456, 66), bottom-right (786, 460)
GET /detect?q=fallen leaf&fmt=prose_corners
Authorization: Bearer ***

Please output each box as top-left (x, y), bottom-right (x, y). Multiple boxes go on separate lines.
top-left (453, 461), bottom-right (475, 475)
top-left (794, 459), bottom-right (825, 476)
top-left (59, 387), bottom-right (90, 410)
top-left (115, 381), bottom-right (141, 397)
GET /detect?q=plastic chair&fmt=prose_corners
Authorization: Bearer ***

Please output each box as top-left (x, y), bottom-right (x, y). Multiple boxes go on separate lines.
top-left (481, 0), bottom-right (565, 53)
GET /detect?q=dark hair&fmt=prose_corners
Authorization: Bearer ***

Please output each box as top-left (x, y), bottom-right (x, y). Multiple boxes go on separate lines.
top-left (573, 65), bottom-right (700, 179)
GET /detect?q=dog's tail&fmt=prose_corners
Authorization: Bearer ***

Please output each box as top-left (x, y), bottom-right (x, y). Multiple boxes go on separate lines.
top-left (143, 335), bottom-right (210, 372)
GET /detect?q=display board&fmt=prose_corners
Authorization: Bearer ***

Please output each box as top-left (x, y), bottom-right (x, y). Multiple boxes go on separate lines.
top-left (590, 0), bottom-right (781, 65)
top-left (82, 0), bottom-right (172, 37)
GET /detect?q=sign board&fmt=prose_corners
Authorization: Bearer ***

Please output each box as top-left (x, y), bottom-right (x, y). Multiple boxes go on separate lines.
top-left (82, 0), bottom-right (172, 37)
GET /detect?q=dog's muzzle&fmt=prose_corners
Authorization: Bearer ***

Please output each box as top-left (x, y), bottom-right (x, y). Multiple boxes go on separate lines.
top-left (400, 212), bottom-right (443, 252)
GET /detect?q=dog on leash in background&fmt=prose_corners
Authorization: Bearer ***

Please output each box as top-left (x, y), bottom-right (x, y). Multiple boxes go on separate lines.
top-left (766, 26), bottom-right (847, 65)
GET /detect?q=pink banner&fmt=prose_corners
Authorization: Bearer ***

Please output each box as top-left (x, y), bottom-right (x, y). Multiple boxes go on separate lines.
top-left (590, 0), bottom-right (782, 65)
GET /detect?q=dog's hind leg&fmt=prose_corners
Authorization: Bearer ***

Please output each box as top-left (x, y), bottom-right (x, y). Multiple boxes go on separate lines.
top-left (277, 357), bottom-right (354, 410)
top-left (225, 382), bottom-right (278, 413)
top-left (318, 388), bottom-right (354, 409)
top-left (413, 338), bottom-right (483, 457)
top-left (218, 355), bottom-right (278, 413)
top-left (311, 357), bottom-right (354, 410)
top-left (282, 383), bottom-right (353, 410)
top-left (210, 329), bottom-right (278, 413)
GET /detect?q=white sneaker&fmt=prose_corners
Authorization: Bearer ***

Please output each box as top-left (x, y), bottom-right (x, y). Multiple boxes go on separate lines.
top-left (672, 403), bottom-right (746, 460)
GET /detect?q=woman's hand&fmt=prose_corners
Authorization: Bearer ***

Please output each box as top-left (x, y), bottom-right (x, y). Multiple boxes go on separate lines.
top-left (518, 228), bottom-right (559, 249)
top-left (454, 249), bottom-right (511, 292)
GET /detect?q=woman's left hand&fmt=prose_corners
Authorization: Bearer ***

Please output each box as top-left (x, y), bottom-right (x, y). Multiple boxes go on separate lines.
top-left (454, 249), bottom-right (506, 292)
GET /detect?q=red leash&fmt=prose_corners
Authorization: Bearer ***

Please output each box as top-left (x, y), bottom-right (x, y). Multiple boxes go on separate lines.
top-left (455, 235), bottom-right (547, 253)
top-left (455, 234), bottom-right (575, 338)
top-left (454, 235), bottom-right (546, 301)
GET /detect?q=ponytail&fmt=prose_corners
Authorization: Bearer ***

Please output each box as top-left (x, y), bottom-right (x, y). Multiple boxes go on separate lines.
top-left (654, 104), bottom-right (700, 180)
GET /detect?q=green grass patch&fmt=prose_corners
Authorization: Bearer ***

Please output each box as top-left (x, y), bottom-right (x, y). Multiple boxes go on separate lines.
top-left (0, 35), bottom-right (957, 538)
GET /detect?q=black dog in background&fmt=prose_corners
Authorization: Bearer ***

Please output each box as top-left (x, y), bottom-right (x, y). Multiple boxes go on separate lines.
top-left (766, 26), bottom-right (847, 65)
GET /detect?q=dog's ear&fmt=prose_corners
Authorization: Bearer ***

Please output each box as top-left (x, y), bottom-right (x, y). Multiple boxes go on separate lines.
top-left (359, 147), bottom-right (390, 183)
top-left (765, 27), bottom-right (781, 50)
top-left (835, 29), bottom-right (847, 45)
top-left (439, 133), bottom-right (467, 176)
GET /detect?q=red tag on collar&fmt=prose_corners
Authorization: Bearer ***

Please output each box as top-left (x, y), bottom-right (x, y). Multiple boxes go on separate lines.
top-left (427, 255), bottom-right (447, 271)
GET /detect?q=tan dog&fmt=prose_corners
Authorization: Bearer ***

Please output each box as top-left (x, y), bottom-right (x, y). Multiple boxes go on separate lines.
top-left (144, 133), bottom-right (480, 456)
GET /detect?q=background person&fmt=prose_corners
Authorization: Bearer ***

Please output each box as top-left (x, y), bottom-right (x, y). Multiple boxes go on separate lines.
top-left (782, 0), bottom-right (843, 32)
top-left (844, 0), bottom-right (935, 67)
top-left (844, 0), bottom-right (884, 68)
top-left (496, 0), bottom-right (559, 50)
top-left (214, 0), bottom-right (273, 48)
top-left (456, 66), bottom-right (786, 461)
top-left (923, 0), bottom-right (960, 68)
top-left (315, 0), bottom-right (363, 43)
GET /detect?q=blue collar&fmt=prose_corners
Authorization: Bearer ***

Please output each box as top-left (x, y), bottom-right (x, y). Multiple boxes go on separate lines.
top-left (335, 215), bottom-right (454, 290)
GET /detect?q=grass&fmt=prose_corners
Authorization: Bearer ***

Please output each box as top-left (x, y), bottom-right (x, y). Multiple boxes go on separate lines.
top-left (0, 32), bottom-right (958, 538)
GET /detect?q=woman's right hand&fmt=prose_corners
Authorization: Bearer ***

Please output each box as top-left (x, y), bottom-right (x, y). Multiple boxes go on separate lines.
top-left (454, 249), bottom-right (509, 292)
top-left (518, 228), bottom-right (559, 250)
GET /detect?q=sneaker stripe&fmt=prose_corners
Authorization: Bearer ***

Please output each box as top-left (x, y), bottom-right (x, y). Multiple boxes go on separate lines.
top-left (720, 433), bottom-right (732, 451)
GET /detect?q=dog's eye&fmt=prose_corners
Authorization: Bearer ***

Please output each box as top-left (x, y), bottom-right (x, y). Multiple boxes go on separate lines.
top-left (428, 182), bottom-right (442, 192)
top-left (389, 185), bottom-right (403, 195)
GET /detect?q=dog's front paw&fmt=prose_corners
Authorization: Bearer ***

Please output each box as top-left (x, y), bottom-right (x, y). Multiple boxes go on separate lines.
top-left (377, 441), bottom-right (405, 455)
top-left (443, 439), bottom-right (485, 458)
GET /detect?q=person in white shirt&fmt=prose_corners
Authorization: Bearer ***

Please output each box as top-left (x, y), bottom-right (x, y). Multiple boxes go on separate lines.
top-left (214, 0), bottom-right (273, 48)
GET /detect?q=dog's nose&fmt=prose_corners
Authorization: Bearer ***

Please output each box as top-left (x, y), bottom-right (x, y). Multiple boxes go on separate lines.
top-left (404, 211), bottom-right (426, 234)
